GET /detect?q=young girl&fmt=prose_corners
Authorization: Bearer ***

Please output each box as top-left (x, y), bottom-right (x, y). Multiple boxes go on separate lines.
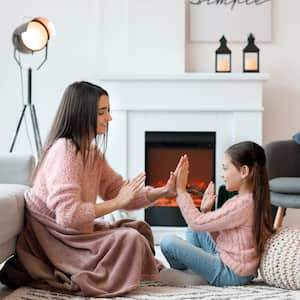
top-left (160, 141), bottom-right (275, 287)
top-left (0, 81), bottom-right (177, 297)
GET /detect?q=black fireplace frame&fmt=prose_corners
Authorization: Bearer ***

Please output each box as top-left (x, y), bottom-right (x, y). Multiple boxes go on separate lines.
top-left (144, 131), bottom-right (216, 227)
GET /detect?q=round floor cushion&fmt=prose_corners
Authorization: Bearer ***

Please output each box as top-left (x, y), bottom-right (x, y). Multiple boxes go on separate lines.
top-left (260, 226), bottom-right (300, 289)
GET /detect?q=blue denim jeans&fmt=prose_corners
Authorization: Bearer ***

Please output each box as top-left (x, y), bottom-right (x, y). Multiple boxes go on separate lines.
top-left (160, 228), bottom-right (255, 286)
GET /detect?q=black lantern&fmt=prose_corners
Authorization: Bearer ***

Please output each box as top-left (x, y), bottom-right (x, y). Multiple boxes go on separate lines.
top-left (243, 33), bottom-right (259, 72)
top-left (215, 35), bottom-right (231, 73)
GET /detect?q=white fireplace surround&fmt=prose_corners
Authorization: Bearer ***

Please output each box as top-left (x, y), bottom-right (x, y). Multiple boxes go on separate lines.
top-left (98, 73), bottom-right (269, 243)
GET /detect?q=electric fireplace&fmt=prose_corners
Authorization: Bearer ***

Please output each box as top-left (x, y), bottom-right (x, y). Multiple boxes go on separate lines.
top-left (145, 131), bottom-right (215, 226)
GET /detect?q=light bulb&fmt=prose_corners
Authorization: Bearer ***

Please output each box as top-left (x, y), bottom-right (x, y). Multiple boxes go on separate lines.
top-left (35, 17), bottom-right (56, 37)
top-left (21, 21), bottom-right (48, 51)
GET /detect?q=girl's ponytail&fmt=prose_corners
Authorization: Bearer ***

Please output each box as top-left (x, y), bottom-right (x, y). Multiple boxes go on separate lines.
top-left (227, 141), bottom-right (275, 256)
top-left (252, 162), bottom-right (274, 255)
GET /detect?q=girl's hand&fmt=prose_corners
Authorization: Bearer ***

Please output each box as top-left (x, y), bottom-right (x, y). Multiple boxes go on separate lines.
top-left (200, 181), bottom-right (216, 213)
top-left (176, 157), bottom-right (189, 194)
top-left (174, 154), bottom-right (188, 177)
top-left (116, 173), bottom-right (145, 209)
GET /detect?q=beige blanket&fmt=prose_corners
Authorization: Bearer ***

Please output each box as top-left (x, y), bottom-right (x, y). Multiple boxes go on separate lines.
top-left (0, 209), bottom-right (159, 297)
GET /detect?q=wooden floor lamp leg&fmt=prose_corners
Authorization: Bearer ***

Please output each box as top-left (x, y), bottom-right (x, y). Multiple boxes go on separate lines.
top-left (273, 207), bottom-right (286, 230)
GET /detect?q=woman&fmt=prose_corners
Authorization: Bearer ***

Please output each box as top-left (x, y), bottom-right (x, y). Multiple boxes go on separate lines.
top-left (0, 81), bottom-right (176, 297)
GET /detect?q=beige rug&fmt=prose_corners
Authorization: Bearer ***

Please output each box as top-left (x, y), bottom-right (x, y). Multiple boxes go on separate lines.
top-left (4, 281), bottom-right (300, 300)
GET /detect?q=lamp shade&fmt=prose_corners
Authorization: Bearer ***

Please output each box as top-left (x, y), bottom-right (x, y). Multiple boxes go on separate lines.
top-left (12, 17), bottom-right (55, 54)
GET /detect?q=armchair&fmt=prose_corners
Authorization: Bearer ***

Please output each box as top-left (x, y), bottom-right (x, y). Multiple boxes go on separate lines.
top-left (264, 140), bottom-right (300, 229)
top-left (0, 154), bottom-right (35, 264)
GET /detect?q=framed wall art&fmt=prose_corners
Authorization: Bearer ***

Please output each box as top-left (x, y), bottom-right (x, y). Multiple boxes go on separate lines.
top-left (189, 0), bottom-right (272, 42)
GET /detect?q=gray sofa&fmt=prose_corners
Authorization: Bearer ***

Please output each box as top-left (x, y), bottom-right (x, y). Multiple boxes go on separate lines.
top-left (265, 139), bottom-right (300, 228)
top-left (0, 154), bottom-right (35, 264)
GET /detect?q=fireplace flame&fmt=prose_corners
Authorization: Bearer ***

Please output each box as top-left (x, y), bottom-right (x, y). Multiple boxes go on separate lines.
top-left (152, 180), bottom-right (207, 207)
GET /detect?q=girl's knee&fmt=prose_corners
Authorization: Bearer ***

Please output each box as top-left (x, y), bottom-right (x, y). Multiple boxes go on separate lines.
top-left (186, 228), bottom-right (210, 245)
top-left (160, 235), bottom-right (180, 252)
top-left (185, 227), bottom-right (198, 241)
top-left (185, 227), bottom-right (194, 236)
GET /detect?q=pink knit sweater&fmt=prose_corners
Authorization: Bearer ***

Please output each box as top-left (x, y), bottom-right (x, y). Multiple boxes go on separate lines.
top-left (25, 138), bottom-right (152, 233)
top-left (177, 192), bottom-right (259, 276)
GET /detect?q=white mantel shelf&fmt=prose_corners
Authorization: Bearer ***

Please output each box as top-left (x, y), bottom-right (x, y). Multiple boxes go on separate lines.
top-left (97, 73), bottom-right (269, 81)
top-left (98, 73), bottom-right (268, 113)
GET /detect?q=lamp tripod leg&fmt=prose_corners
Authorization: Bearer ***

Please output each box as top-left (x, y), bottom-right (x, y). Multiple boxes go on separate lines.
top-left (9, 105), bottom-right (27, 152)
top-left (29, 104), bottom-right (42, 158)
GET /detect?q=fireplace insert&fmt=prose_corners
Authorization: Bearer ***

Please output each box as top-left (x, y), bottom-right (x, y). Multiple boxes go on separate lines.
top-left (145, 131), bottom-right (215, 226)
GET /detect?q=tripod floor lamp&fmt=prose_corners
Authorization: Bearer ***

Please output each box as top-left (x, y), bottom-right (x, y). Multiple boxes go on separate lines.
top-left (10, 17), bottom-right (55, 158)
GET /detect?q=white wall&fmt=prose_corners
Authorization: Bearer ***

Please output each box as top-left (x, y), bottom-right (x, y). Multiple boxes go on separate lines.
top-left (96, 0), bottom-right (185, 75)
top-left (0, 0), bottom-right (99, 155)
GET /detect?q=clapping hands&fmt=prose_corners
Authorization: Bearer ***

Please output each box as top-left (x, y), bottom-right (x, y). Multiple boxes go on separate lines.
top-left (130, 155), bottom-right (216, 213)
top-left (173, 155), bottom-right (216, 213)
top-left (163, 154), bottom-right (188, 198)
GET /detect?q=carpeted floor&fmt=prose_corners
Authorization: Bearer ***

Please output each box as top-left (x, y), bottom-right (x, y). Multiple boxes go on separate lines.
top-left (3, 281), bottom-right (300, 300)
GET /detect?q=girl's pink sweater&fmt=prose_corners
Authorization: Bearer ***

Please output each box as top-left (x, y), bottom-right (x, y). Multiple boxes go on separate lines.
top-left (177, 192), bottom-right (259, 276)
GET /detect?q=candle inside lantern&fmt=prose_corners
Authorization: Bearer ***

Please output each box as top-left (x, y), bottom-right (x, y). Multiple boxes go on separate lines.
top-left (245, 58), bottom-right (257, 71)
top-left (217, 60), bottom-right (230, 72)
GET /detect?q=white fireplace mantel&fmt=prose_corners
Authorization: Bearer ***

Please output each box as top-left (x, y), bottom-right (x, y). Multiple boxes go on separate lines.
top-left (98, 73), bottom-right (269, 242)
top-left (98, 73), bottom-right (268, 111)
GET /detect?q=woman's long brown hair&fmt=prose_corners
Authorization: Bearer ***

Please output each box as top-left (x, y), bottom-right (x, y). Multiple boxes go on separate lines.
top-left (31, 81), bottom-right (109, 181)
top-left (226, 141), bottom-right (275, 256)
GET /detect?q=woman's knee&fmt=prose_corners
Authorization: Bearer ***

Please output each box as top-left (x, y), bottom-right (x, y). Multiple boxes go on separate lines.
top-left (120, 228), bottom-right (144, 244)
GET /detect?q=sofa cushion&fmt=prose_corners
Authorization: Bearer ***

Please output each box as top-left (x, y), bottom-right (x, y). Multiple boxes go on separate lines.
top-left (269, 177), bottom-right (300, 194)
top-left (0, 154), bottom-right (35, 186)
top-left (0, 184), bottom-right (28, 245)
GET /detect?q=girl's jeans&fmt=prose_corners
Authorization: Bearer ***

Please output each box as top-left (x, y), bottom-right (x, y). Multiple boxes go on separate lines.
top-left (160, 228), bottom-right (255, 286)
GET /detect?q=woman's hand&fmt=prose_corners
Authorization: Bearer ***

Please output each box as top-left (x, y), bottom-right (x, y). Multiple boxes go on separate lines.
top-left (200, 181), bottom-right (216, 213)
top-left (176, 155), bottom-right (189, 194)
top-left (163, 171), bottom-right (176, 198)
top-left (116, 173), bottom-right (146, 209)
top-left (162, 154), bottom-right (187, 198)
